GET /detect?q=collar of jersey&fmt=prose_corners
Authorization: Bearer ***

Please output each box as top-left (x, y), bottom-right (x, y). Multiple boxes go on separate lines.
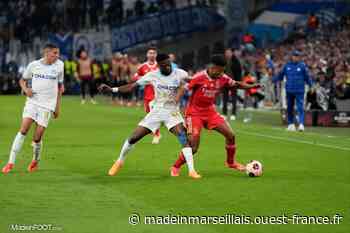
top-left (157, 69), bottom-right (175, 77)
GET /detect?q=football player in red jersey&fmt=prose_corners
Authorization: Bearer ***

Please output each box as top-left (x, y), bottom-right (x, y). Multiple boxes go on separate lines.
top-left (170, 55), bottom-right (260, 177)
top-left (132, 47), bottom-right (161, 144)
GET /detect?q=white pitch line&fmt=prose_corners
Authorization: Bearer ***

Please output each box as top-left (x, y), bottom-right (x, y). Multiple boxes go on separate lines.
top-left (270, 127), bottom-right (344, 139)
top-left (237, 130), bottom-right (350, 152)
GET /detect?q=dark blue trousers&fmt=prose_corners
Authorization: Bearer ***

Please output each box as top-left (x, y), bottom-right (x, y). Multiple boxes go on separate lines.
top-left (286, 92), bottom-right (304, 125)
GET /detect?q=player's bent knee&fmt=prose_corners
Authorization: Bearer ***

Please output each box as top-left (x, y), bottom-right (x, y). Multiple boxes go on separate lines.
top-left (19, 130), bottom-right (28, 135)
top-left (192, 146), bottom-right (198, 154)
top-left (33, 139), bottom-right (41, 143)
top-left (33, 135), bottom-right (42, 143)
top-left (20, 126), bottom-right (31, 135)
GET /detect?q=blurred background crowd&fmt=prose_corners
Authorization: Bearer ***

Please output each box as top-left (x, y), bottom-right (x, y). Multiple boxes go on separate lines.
top-left (1, 0), bottom-right (350, 118)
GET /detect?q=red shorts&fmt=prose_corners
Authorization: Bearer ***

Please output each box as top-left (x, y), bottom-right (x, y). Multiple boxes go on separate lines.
top-left (186, 112), bottom-right (226, 136)
top-left (79, 75), bottom-right (92, 81)
top-left (144, 99), bottom-right (153, 113)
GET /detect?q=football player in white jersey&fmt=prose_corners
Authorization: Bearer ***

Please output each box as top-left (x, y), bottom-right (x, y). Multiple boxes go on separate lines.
top-left (99, 54), bottom-right (200, 179)
top-left (2, 44), bottom-right (64, 174)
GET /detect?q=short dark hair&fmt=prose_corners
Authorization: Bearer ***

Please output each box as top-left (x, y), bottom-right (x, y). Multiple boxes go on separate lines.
top-left (44, 43), bottom-right (59, 50)
top-left (147, 46), bottom-right (157, 52)
top-left (156, 53), bottom-right (169, 63)
top-left (211, 54), bottom-right (226, 67)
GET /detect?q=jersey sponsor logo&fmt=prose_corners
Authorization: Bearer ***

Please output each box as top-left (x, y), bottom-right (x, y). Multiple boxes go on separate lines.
top-left (157, 84), bottom-right (177, 90)
top-left (32, 73), bottom-right (57, 80)
top-left (201, 87), bottom-right (216, 97)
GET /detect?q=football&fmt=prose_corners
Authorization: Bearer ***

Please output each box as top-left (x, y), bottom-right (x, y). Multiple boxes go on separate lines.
top-left (246, 160), bottom-right (263, 177)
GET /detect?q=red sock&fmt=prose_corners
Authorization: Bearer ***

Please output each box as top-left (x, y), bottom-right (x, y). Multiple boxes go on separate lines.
top-left (226, 144), bottom-right (236, 164)
top-left (154, 129), bottom-right (160, 137)
top-left (173, 152), bottom-right (186, 168)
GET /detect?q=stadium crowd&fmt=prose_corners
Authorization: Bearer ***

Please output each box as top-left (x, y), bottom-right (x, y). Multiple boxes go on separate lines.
top-left (0, 0), bottom-right (218, 42)
top-left (235, 13), bottom-right (350, 113)
top-left (1, 4), bottom-right (349, 117)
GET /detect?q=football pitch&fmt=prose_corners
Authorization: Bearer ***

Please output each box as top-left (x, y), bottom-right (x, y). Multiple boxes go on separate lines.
top-left (0, 95), bottom-right (349, 233)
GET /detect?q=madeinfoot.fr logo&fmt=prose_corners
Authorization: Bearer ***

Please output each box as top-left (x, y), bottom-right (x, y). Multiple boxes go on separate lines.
top-left (9, 224), bottom-right (62, 231)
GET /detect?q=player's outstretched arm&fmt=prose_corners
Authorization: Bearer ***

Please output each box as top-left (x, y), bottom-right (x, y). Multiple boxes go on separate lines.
top-left (98, 83), bottom-right (137, 93)
top-left (235, 81), bottom-right (262, 90)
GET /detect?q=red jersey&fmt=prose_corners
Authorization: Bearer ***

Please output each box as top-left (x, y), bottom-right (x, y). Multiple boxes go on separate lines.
top-left (186, 70), bottom-right (235, 115)
top-left (132, 62), bottom-right (158, 101)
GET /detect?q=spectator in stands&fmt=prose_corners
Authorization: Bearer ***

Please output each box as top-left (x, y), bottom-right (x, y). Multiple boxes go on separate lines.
top-left (242, 33), bottom-right (255, 52)
top-left (92, 59), bottom-right (104, 95)
top-left (128, 56), bottom-right (141, 105)
top-left (169, 53), bottom-right (178, 68)
top-left (222, 48), bottom-right (242, 121)
top-left (101, 58), bottom-right (111, 85)
top-left (306, 86), bottom-right (323, 110)
top-left (307, 13), bottom-right (319, 36)
top-left (319, 71), bottom-right (337, 109)
top-left (335, 63), bottom-right (350, 99)
top-left (119, 54), bottom-right (132, 106)
top-left (242, 70), bottom-right (262, 123)
top-left (75, 50), bottom-right (97, 105)
top-left (263, 53), bottom-right (277, 106)
top-left (111, 52), bottom-right (124, 104)
top-left (64, 56), bottom-right (78, 94)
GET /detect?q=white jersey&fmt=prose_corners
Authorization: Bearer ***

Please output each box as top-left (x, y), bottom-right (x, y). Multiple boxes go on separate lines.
top-left (23, 58), bottom-right (64, 111)
top-left (136, 68), bottom-right (188, 110)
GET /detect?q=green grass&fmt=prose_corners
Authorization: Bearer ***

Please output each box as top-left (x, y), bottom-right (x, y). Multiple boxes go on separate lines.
top-left (0, 95), bottom-right (349, 233)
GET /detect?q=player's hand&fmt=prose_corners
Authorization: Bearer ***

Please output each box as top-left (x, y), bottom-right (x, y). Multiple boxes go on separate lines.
top-left (53, 110), bottom-right (59, 119)
top-left (59, 84), bottom-right (65, 94)
top-left (98, 84), bottom-right (112, 93)
top-left (24, 88), bottom-right (33, 97)
top-left (254, 84), bottom-right (263, 89)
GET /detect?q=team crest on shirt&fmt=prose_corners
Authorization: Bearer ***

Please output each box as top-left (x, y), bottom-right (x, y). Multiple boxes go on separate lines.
top-left (32, 66), bottom-right (41, 73)
top-left (51, 69), bottom-right (59, 75)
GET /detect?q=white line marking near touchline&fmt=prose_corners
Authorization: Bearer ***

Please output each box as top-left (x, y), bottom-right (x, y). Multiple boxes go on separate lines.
top-left (271, 127), bottom-right (345, 139)
top-left (237, 130), bottom-right (350, 152)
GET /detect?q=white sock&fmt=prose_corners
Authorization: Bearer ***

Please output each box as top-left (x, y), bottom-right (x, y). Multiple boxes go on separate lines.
top-left (182, 147), bottom-right (195, 172)
top-left (117, 139), bottom-right (134, 162)
top-left (32, 141), bottom-right (42, 161)
top-left (8, 132), bottom-right (26, 164)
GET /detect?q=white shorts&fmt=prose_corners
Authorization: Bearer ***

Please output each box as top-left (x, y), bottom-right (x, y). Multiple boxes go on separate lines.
top-left (22, 102), bottom-right (52, 128)
top-left (138, 109), bottom-right (184, 133)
